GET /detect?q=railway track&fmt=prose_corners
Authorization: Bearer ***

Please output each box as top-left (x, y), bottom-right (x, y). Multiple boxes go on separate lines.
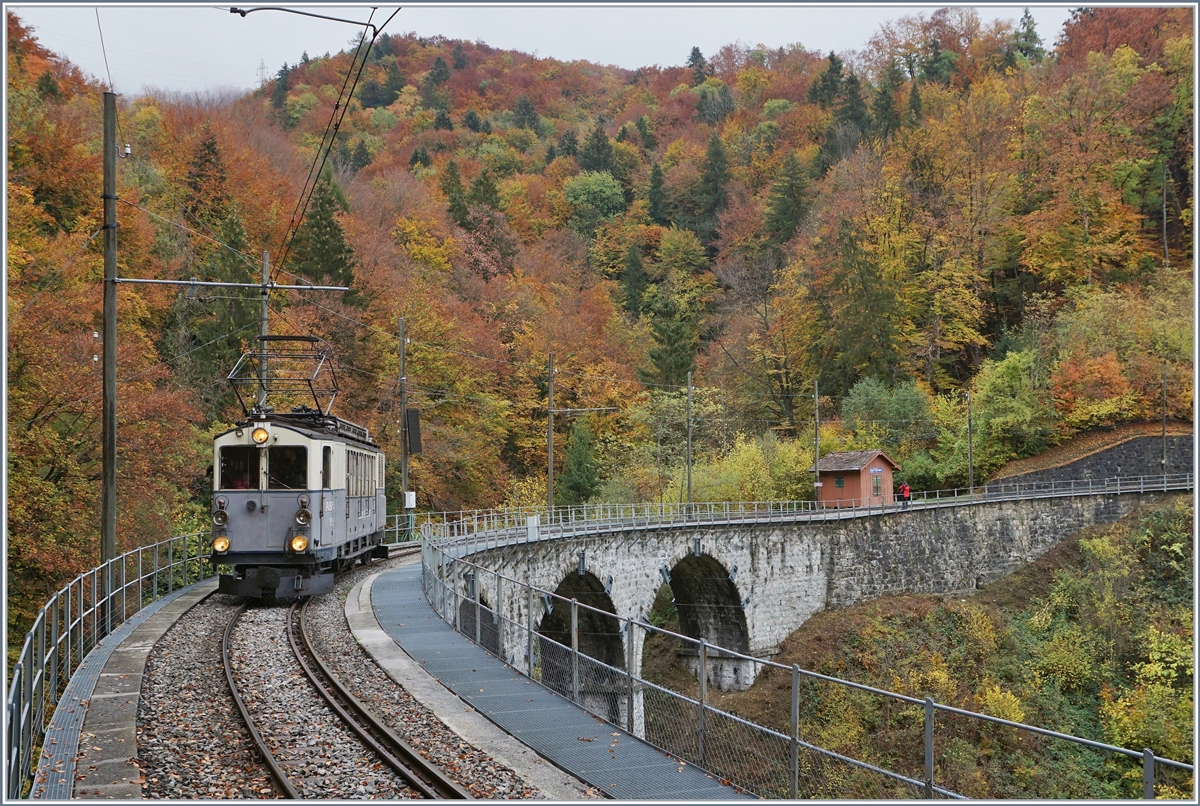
top-left (289, 599), bottom-right (472, 799)
top-left (219, 557), bottom-right (470, 800)
top-left (222, 602), bottom-right (299, 799)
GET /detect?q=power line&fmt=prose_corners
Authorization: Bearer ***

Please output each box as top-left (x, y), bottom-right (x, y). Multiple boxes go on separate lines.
top-left (21, 321), bottom-right (260, 428)
top-left (12, 228), bottom-right (104, 320)
top-left (272, 8), bottom-right (399, 283)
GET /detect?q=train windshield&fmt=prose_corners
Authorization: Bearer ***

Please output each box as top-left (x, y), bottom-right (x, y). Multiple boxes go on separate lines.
top-left (268, 446), bottom-right (308, 490)
top-left (219, 447), bottom-right (258, 490)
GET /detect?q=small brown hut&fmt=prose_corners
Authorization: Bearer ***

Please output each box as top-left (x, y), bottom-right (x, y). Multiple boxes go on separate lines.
top-left (810, 450), bottom-right (900, 508)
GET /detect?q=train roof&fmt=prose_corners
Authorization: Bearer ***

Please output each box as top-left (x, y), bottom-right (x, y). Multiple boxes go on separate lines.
top-left (215, 406), bottom-right (378, 448)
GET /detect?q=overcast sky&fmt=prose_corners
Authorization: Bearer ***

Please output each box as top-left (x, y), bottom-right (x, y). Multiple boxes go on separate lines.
top-left (10, 4), bottom-right (1075, 97)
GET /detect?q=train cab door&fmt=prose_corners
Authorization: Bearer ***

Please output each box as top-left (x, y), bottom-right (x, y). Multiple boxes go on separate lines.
top-left (319, 445), bottom-right (332, 545)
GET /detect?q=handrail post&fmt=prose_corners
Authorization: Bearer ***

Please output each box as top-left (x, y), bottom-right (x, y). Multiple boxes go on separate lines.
top-left (790, 664), bottom-right (800, 798)
top-left (571, 598), bottom-right (580, 703)
top-left (924, 697), bottom-right (935, 798)
top-left (698, 639), bottom-right (708, 764)
top-left (49, 598), bottom-right (59, 705)
top-left (475, 571), bottom-right (482, 645)
top-left (1143, 748), bottom-right (1155, 799)
top-left (527, 585), bottom-right (536, 679)
top-left (626, 620), bottom-right (636, 735)
top-left (90, 569), bottom-right (97, 653)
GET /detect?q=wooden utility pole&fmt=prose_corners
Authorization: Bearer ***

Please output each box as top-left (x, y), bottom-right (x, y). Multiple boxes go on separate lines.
top-left (101, 91), bottom-right (117, 575)
top-left (547, 352), bottom-right (555, 512)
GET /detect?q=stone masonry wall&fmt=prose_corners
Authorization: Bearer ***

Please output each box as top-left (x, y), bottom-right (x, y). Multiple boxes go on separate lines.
top-left (986, 435), bottom-right (1193, 491)
top-left (452, 492), bottom-right (1182, 670)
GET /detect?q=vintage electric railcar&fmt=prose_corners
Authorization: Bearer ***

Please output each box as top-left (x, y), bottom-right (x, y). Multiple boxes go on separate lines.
top-left (209, 336), bottom-right (387, 598)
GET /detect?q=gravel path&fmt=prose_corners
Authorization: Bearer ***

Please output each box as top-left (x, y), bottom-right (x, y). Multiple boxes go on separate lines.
top-left (136, 552), bottom-right (564, 799)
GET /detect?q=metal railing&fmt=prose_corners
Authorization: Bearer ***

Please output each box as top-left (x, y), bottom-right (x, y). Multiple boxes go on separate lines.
top-left (420, 540), bottom-right (1195, 799)
top-left (6, 533), bottom-right (215, 800)
top-left (416, 473), bottom-right (1193, 548)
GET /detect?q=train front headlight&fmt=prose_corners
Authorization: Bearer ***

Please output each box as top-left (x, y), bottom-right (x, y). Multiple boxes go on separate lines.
top-left (251, 426), bottom-right (269, 444)
top-left (213, 509), bottom-right (229, 527)
top-left (212, 536), bottom-right (230, 553)
top-left (289, 534), bottom-right (309, 553)
top-left (295, 507), bottom-right (312, 526)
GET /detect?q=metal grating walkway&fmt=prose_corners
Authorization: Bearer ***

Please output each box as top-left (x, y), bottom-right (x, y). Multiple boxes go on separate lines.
top-left (372, 565), bottom-right (751, 800)
top-left (30, 580), bottom-right (212, 800)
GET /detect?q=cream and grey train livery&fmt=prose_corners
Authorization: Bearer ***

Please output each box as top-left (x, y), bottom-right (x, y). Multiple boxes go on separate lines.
top-left (210, 409), bottom-right (387, 598)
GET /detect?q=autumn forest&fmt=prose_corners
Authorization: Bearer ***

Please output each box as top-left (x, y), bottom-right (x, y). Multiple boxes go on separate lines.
top-left (6, 8), bottom-right (1194, 638)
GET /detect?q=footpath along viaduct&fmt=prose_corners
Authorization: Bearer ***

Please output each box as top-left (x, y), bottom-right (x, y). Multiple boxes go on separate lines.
top-left (428, 485), bottom-right (1185, 693)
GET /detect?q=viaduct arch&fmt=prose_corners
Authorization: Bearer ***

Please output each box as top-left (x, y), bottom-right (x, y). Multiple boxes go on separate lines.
top-left (434, 491), bottom-right (1179, 696)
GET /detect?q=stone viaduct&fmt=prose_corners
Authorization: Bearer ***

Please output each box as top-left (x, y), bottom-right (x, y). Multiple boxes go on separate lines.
top-left (425, 487), bottom-right (1185, 700)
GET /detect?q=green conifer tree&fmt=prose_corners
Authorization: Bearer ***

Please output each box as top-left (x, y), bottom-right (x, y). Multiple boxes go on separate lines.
top-left (1014, 8), bottom-right (1045, 62)
top-left (694, 132), bottom-right (730, 243)
top-left (640, 300), bottom-right (698, 388)
top-left (764, 153), bottom-right (810, 246)
top-left (579, 122), bottom-right (615, 173)
top-left (270, 63), bottom-right (291, 109)
top-left (837, 73), bottom-right (871, 133)
top-left (806, 53), bottom-right (844, 109)
top-left (648, 163), bottom-right (669, 225)
top-left (636, 115), bottom-right (657, 151)
top-left (621, 244), bottom-right (650, 315)
top-left (513, 95), bottom-right (538, 129)
top-left (687, 46), bottom-right (708, 86)
top-left (871, 59), bottom-right (904, 141)
top-left (185, 127), bottom-right (231, 238)
top-left (440, 160), bottom-right (469, 226)
top-left (558, 129), bottom-right (579, 158)
top-left (351, 140), bottom-right (372, 171)
top-left (463, 108), bottom-right (484, 132)
top-left (290, 175), bottom-right (358, 289)
top-left (908, 79), bottom-right (923, 125)
top-left (468, 170), bottom-right (502, 210)
top-left (427, 56), bottom-right (451, 85)
top-left (557, 420), bottom-right (600, 505)
top-left (408, 145), bottom-right (431, 170)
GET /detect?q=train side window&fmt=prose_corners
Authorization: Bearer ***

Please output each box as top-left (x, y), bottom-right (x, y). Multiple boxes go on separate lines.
top-left (322, 447), bottom-right (332, 489)
top-left (219, 446), bottom-right (257, 490)
top-left (268, 446), bottom-right (308, 490)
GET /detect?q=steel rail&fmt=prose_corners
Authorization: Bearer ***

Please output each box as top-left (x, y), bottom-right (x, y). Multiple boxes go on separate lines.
top-left (290, 600), bottom-right (473, 800)
top-left (221, 603), bottom-right (300, 799)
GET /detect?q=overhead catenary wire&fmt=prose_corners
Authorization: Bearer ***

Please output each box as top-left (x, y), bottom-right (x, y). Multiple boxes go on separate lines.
top-left (272, 7), bottom-right (399, 284)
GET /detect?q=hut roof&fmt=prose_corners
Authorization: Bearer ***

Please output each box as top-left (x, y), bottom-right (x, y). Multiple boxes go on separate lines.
top-left (809, 449), bottom-right (900, 473)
